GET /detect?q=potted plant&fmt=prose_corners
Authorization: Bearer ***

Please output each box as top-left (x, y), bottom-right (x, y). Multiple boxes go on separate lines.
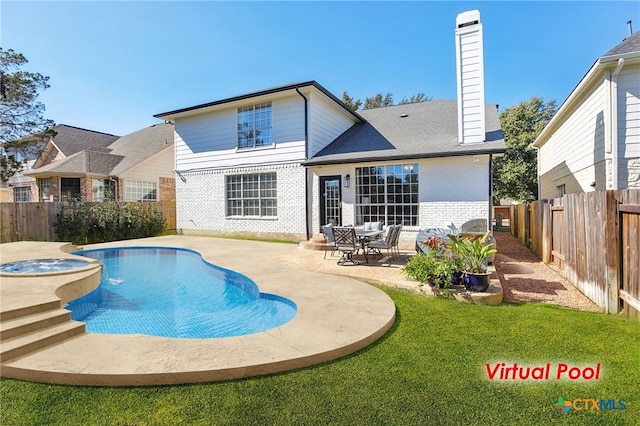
top-left (448, 231), bottom-right (497, 292)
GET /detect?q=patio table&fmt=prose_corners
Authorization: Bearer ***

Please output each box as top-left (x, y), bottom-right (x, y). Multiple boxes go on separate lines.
top-left (355, 229), bottom-right (384, 263)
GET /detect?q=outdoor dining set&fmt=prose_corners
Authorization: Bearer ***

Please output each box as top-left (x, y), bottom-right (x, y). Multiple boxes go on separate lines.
top-left (321, 222), bottom-right (403, 266)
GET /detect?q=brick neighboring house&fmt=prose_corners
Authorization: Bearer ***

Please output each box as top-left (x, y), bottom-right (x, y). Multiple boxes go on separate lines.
top-left (11, 123), bottom-right (175, 203)
top-left (533, 30), bottom-right (640, 198)
top-left (154, 10), bottom-right (506, 243)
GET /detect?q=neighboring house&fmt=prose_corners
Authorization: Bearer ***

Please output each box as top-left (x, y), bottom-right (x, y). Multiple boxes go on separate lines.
top-left (154, 10), bottom-right (506, 243)
top-left (14, 123), bottom-right (175, 203)
top-left (533, 30), bottom-right (640, 199)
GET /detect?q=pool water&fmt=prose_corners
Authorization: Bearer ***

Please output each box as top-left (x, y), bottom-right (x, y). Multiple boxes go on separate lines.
top-left (0, 258), bottom-right (92, 273)
top-left (66, 247), bottom-right (297, 338)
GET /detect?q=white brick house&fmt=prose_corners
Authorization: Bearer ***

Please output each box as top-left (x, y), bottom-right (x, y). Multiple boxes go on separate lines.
top-left (154, 10), bottom-right (506, 243)
top-left (533, 30), bottom-right (640, 198)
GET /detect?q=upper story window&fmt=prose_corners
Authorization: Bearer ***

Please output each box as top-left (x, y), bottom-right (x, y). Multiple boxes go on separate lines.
top-left (237, 102), bottom-right (272, 149)
top-left (556, 184), bottom-right (566, 198)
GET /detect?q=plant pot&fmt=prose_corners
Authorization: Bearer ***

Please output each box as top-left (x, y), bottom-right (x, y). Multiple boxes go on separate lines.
top-left (463, 272), bottom-right (491, 292)
top-left (451, 271), bottom-right (463, 285)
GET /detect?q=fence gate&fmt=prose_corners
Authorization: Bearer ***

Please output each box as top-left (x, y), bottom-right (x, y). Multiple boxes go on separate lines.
top-left (620, 200), bottom-right (640, 320)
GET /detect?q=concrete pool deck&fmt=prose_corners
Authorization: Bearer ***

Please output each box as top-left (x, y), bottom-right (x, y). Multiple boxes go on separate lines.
top-left (0, 237), bottom-right (396, 386)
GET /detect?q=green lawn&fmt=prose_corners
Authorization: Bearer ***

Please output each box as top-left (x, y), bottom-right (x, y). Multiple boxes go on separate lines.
top-left (1, 288), bottom-right (638, 425)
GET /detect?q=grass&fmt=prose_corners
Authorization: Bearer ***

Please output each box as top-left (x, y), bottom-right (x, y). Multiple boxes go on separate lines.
top-left (1, 288), bottom-right (638, 425)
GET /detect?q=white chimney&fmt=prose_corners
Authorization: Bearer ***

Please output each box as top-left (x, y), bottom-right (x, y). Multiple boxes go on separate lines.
top-left (455, 10), bottom-right (486, 144)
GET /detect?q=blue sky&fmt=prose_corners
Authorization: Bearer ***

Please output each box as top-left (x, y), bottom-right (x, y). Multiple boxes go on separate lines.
top-left (2, 1), bottom-right (639, 136)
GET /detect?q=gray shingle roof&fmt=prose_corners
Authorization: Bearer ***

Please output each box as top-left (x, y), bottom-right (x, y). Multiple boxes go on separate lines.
top-left (26, 123), bottom-right (173, 177)
top-left (32, 150), bottom-right (124, 175)
top-left (304, 100), bottom-right (505, 166)
top-left (48, 125), bottom-right (120, 155)
top-left (108, 123), bottom-right (174, 175)
top-left (601, 31), bottom-right (640, 59)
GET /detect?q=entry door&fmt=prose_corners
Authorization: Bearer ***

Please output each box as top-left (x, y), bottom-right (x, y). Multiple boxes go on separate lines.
top-left (320, 176), bottom-right (341, 228)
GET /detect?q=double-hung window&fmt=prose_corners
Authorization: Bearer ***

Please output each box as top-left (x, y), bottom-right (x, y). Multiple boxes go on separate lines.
top-left (237, 102), bottom-right (272, 149)
top-left (355, 164), bottom-right (419, 226)
top-left (13, 186), bottom-right (31, 202)
top-left (226, 173), bottom-right (277, 217)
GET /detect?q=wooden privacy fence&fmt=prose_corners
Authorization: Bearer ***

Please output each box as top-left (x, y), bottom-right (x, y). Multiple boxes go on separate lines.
top-left (509, 189), bottom-right (640, 319)
top-left (0, 201), bottom-right (176, 244)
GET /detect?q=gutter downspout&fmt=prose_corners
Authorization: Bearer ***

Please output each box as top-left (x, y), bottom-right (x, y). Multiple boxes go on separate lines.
top-left (488, 154), bottom-right (493, 232)
top-left (296, 87), bottom-right (311, 241)
top-left (610, 58), bottom-right (624, 191)
top-left (109, 176), bottom-right (118, 200)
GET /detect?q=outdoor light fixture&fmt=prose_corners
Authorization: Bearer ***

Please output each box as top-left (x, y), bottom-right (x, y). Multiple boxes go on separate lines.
top-left (344, 174), bottom-right (350, 188)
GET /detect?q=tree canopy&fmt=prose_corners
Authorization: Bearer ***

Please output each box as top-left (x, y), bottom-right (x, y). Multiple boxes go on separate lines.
top-left (493, 96), bottom-right (557, 203)
top-left (0, 48), bottom-right (55, 182)
top-left (341, 91), bottom-right (432, 111)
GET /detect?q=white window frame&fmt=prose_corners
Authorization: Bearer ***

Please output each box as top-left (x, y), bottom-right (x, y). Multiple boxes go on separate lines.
top-left (237, 102), bottom-right (273, 149)
top-left (13, 186), bottom-right (31, 202)
top-left (124, 180), bottom-right (157, 202)
top-left (226, 172), bottom-right (277, 218)
top-left (355, 164), bottom-right (419, 227)
top-left (38, 178), bottom-right (51, 201)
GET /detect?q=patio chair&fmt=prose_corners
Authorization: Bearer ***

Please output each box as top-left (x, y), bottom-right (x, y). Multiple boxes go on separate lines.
top-left (367, 225), bottom-right (396, 259)
top-left (391, 224), bottom-right (403, 259)
top-left (321, 224), bottom-right (336, 259)
top-left (333, 226), bottom-right (360, 265)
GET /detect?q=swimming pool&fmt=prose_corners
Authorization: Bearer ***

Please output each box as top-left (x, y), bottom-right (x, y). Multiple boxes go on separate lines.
top-left (66, 247), bottom-right (297, 338)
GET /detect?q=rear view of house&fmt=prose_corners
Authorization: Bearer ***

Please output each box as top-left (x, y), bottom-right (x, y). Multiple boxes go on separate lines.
top-left (533, 30), bottom-right (640, 198)
top-left (155, 10), bottom-right (506, 242)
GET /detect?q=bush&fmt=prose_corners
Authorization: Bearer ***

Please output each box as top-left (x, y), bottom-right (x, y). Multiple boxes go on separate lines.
top-left (402, 250), bottom-right (454, 288)
top-left (54, 197), bottom-right (166, 245)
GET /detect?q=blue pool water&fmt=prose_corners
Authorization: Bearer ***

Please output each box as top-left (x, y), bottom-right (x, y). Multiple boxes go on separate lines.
top-left (0, 258), bottom-right (91, 273)
top-left (66, 247), bottom-right (297, 338)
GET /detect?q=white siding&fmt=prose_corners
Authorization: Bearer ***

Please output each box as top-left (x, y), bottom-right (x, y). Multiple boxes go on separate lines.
top-left (617, 67), bottom-right (640, 159)
top-left (455, 16), bottom-right (485, 144)
top-left (537, 81), bottom-right (606, 188)
top-left (308, 92), bottom-right (356, 158)
top-left (174, 96), bottom-right (306, 171)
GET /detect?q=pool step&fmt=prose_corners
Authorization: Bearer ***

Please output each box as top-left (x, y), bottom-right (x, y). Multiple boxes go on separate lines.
top-left (0, 317), bottom-right (85, 362)
top-left (0, 300), bottom-right (61, 322)
top-left (1, 308), bottom-right (72, 341)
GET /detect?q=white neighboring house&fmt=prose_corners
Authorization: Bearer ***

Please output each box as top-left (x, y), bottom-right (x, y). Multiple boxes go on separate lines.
top-left (155, 10), bottom-right (506, 243)
top-left (533, 30), bottom-right (640, 199)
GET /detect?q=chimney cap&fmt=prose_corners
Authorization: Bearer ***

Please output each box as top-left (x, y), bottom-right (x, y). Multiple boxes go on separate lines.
top-left (456, 10), bottom-right (481, 28)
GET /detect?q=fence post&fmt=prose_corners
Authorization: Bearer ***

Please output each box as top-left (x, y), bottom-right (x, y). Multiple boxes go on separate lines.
top-left (542, 199), bottom-right (552, 263)
top-left (604, 190), bottom-right (620, 314)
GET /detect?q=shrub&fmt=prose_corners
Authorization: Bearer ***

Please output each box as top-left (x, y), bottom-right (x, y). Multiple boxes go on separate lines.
top-left (402, 250), bottom-right (454, 288)
top-left (54, 198), bottom-right (166, 245)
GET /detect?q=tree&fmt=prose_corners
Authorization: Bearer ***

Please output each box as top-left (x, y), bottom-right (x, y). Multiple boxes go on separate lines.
top-left (341, 90), bottom-right (430, 111)
top-left (493, 97), bottom-right (557, 203)
top-left (364, 92), bottom-right (394, 109)
top-left (341, 91), bottom-right (362, 111)
top-left (0, 48), bottom-right (55, 182)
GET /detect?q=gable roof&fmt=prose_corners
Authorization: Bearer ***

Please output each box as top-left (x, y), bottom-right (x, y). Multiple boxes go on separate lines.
top-left (45, 125), bottom-right (120, 156)
top-left (154, 81), bottom-right (366, 123)
top-left (26, 123), bottom-right (174, 178)
top-left (533, 31), bottom-right (640, 149)
top-left (304, 100), bottom-right (505, 166)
